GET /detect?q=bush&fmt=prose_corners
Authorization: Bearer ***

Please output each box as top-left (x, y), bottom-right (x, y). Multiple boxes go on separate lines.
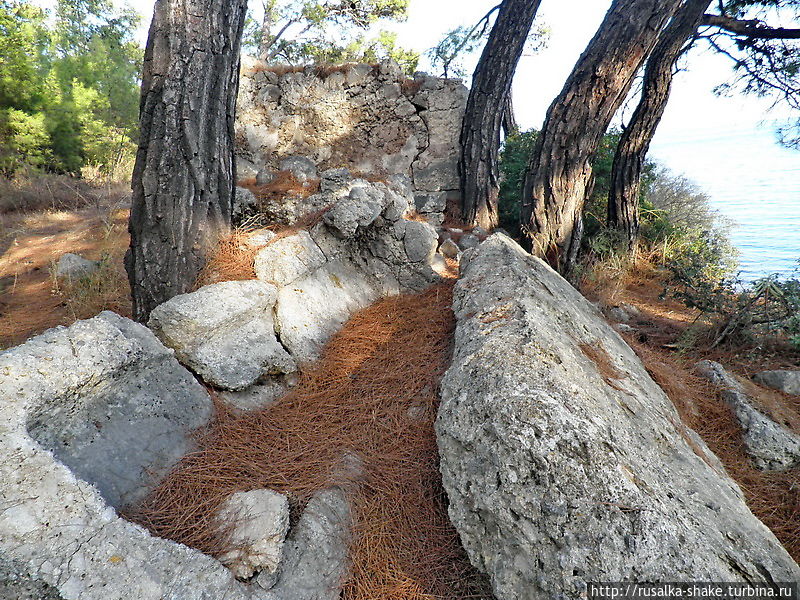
top-left (498, 129), bottom-right (538, 235)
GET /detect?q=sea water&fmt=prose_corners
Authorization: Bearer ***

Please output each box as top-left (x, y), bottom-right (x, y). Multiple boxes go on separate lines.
top-left (651, 123), bottom-right (800, 283)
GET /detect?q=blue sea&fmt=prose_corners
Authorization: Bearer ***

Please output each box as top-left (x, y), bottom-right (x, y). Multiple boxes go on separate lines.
top-left (650, 123), bottom-right (800, 283)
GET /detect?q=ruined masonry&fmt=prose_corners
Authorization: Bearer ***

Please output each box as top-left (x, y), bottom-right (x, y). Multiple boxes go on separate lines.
top-left (235, 58), bottom-right (468, 225)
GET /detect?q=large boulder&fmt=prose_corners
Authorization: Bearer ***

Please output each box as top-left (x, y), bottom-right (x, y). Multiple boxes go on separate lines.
top-left (696, 360), bottom-right (800, 471)
top-left (754, 369), bottom-right (800, 396)
top-left (6, 312), bottom-right (213, 510)
top-left (436, 235), bottom-right (798, 600)
top-left (148, 281), bottom-right (296, 391)
top-left (274, 258), bottom-right (383, 365)
top-left (0, 313), bottom-right (275, 599)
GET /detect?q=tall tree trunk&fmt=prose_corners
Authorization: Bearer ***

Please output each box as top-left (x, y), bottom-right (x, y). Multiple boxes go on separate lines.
top-left (459, 0), bottom-right (541, 230)
top-left (608, 0), bottom-right (711, 248)
top-left (502, 92), bottom-right (519, 137)
top-left (126, 0), bottom-right (248, 322)
top-left (520, 0), bottom-right (683, 273)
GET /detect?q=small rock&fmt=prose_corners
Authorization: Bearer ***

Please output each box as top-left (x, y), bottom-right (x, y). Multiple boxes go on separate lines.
top-left (457, 233), bottom-right (480, 251)
top-left (753, 370), bottom-right (800, 396)
top-left (403, 220), bottom-right (438, 263)
top-left (279, 156), bottom-right (318, 183)
top-left (256, 167), bottom-right (275, 185)
top-left (414, 191), bottom-right (447, 214)
top-left (244, 229), bottom-right (277, 249)
top-left (430, 253), bottom-right (450, 276)
top-left (319, 168), bottom-right (355, 195)
top-left (55, 253), bottom-right (99, 279)
top-left (218, 378), bottom-right (290, 412)
top-left (216, 489), bottom-right (290, 581)
top-left (322, 186), bottom-right (385, 238)
top-left (233, 186), bottom-right (258, 222)
top-left (609, 306), bottom-right (631, 323)
top-left (439, 239), bottom-right (460, 259)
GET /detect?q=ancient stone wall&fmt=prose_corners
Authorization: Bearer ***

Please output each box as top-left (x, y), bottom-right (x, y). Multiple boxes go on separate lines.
top-left (235, 59), bottom-right (467, 213)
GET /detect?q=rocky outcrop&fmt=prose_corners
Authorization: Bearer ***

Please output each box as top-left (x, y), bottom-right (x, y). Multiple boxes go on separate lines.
top-left (436, 235), bottom-right (799, 599)
top-left (148, 281), bottom-right (296, 391)
top-left (147, 175), bottom-right (442, 386)
top-left (0, 313), bottom-right (278, 600)
top-left (235, 59), bottom-right (467, 220)
top-left (696, 360), bottom-right (800, 471)
top-left (754, 369), bottom-right (800, 396)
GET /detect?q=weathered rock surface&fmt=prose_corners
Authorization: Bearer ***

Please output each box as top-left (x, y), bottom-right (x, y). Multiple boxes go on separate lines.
top-left (217, 490), bottom-right (291, 581)
top-left (234, 186), bottom-right (259, 222)
top-left (219, 377), bottom-right (295, 412)
top-left (255, 231), bottom-right (327, 286)
top-left (0, 557), bottom-right (63, 600)
top-left (696, 360), bottom-right (800, 471)
top-left (55, 253), bottom-right (98, 279)
top-left (235, 58), bottom-right (466, 203)
top-left (754, 369), bottom-right (800, 396)
top-left (148, 281), bottom-right (296, 391)
top-left (279, 156), bottom-right (318, 183)
top-left (265, 488), bottom-right (352, 600)
top-left (275, 258), bottom-right (383, 365)
top-left (436, 235), bottom-right (799, 600)
top-left (0, 313), bottom-right (275, 599)
top-left (7, 312), bottom-right (212, 510)
top-left (255, 176), bottom-right (441, 365)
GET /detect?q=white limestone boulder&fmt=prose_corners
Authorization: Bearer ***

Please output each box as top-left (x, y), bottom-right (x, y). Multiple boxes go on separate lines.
top-left (148, 280), bottom-right (295, 391)
top-left (436, 234), bottom-right (799, 599)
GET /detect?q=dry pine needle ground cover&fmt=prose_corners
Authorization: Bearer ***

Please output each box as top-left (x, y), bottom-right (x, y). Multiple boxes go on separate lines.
top-left (127, 282), bottom-right (492, 600)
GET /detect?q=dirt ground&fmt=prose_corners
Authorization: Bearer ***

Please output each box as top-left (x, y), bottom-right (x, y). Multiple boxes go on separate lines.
top-left (0, 188), bottom-right (131, 349)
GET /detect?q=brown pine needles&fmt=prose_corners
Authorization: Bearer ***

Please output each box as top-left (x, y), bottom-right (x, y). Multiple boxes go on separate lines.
top-left (126, 282), bottom-right (491, 599)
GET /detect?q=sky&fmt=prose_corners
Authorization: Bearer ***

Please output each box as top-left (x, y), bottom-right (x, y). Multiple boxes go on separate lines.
top-left (95, 0), bottom-right (800, 277)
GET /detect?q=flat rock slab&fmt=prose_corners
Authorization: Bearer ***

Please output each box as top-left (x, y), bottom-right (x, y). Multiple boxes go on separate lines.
top-left (0, 312), bottom-right (276, 599)
top-left (436, 235), bottom-right (799, 600)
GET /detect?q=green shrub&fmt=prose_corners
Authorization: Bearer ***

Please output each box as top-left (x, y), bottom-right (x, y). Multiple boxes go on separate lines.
top-left (498, 129), bottom-right (538, 235)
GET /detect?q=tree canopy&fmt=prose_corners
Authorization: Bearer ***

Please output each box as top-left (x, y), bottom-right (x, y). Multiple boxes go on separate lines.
top-left (242, 0), bottom-right (419, 72)
top-left (0, 0), bottom-right (141, 176)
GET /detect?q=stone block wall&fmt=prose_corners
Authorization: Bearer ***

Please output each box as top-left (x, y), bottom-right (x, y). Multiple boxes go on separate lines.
top-left (234, 58), bottom-right (468, 214)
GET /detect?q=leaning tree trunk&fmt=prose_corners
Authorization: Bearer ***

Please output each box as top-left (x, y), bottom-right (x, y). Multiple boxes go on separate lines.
top-left (520, 0), bottom-right (683, 273)
top-left (459, 0), bottom-right (542, 229)
top-left (126, 0), bottom-right (248, 322)
top-left (608, 0), bottom-right (711, 249)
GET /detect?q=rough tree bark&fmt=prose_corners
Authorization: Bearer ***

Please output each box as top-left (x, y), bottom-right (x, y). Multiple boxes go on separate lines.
top-left (609, 0), bottom-right (712, 248)
top-left (459, 0), bottom-right (541, 229)
top-left (520, 0), bottom-right (683, 273)
top-left (126, 0), bottom-right (248, 322)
